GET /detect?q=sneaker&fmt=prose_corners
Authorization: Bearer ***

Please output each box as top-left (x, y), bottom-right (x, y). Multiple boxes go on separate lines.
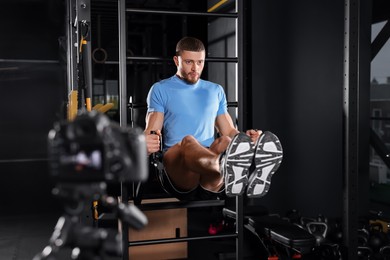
top-left (246, 131), bottom-right (283, 198)
top-left (222, 133), bottom-right (255, 197)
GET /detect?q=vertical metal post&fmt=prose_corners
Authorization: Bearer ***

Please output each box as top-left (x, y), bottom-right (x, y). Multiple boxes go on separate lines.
top-left (77, 0), bottom-right (93, 106)
top-left (118, 1), bottom-right (130, 260)
top-left (118, 0), bottom-right (128, 128)
top-left (235, 196), bottom-right (244, 260)
top-left (236, 0), bottom-right (245, 259)
top-left (343, 0), bottom-right (359, 259)
top-left (66, 0), bottom-right (78, 93)
top-left (237, 0), bottom-right (248, 131)
top-left (121, 181), bottom-right (129, 260)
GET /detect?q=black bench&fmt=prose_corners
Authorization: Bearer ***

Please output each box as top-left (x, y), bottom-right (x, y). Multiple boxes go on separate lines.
top-left (223, 207), bottom-right (316, 257)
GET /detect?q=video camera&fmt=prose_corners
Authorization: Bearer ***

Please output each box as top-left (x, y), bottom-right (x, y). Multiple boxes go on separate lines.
top-left (48, 110), bottom-right (147, 184)
top-left (34, 111), bottom-right (149, 260)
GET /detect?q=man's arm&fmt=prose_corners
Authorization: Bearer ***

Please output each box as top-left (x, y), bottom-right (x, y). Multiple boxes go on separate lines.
top-left (144, 111), bottom-right (164, 155)
top-left (215, 113), bottom-right (262, 143)
top-left (215, 113), bottom-right (240, 138)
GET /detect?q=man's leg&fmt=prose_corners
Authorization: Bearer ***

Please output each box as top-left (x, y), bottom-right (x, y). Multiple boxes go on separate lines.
top-left (163, 135), bottom-right (231, 192)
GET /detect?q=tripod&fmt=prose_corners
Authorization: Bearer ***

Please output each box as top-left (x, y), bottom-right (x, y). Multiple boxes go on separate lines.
top-left (34, 183), bottom-right (147, 260)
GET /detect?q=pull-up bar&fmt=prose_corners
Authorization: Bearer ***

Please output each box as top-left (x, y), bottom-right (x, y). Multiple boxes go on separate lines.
top-left (126, 8), bottom-right (238, 18)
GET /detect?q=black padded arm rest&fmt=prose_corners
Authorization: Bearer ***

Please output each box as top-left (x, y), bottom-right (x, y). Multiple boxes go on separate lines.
top-left (248, 215), bottom-right (316, 254)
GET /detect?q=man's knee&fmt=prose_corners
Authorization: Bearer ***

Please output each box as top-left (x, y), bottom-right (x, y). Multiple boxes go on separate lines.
top-left (213, 135), bottom-right (231, 149)
top-left (181, 135), bottom-right (198, 146)
top-left (218, 135), bottom-right (231, 145)
top-left (209, 135), bottom-right (231, 154)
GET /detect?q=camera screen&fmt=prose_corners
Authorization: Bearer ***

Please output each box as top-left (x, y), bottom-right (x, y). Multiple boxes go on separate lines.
top-left (52, 142), bottom-right (106, 182)
top-left (60, 149), bottom-right (102, 172)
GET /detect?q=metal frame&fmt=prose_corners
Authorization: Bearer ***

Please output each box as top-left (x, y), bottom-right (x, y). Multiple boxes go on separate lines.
top-left (126, 8), bottom-right (237, 18)
top-left (126, 56), bottom-right (238, 62)
top-left (118, 0), bottom-right (127, 128)
top-left (236, 1), bottom-right (247, 258)
top-left (66, 0), bottom-right (78, 93)
top-left (77, 0), bottom-right (93, 104)
top-left (66, 0), bottom-right (93, 106)
top-left (65, 0), bottom-right (94, 226)
top-left (118, 0), bottom-right (246, 259)
top-left (66, 0), bottom-right (92, 92)
top-left (343, 0), bottom-right (359, 258)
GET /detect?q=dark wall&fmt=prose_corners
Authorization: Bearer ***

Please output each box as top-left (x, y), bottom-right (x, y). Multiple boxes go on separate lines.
top-left (250, 0), bottom-right (348, 218)
top-left (0, 0), bottom-right (372, 220)
top-left (0, 1), bottom-right (65, 215)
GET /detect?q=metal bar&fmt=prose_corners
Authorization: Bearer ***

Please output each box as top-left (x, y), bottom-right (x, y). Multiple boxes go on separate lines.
top-left (105, 60), bottom-right (165, 65)
top-left (236, 0), bottom-right (246, 258)
top-left (128, 101), bottom-right (238, 109)
top-left (371, 117), bottom-right (390, 120)
top-left (126, 56), bottom-right (238, 62)
top-left (118, 2), bottom-right (128, 260)
top-left (106, 57), bottom-right (238, 64)
top-left (236, 1), bottom-right (245, 131)
top-left (126, 8), bottom-right (238, 18)
top-left (118, 0), bottom-right (127, 128)
top-left (84, 43), bottom-right (93, 106)
top-left (0, 59), bottom-right (59, 64)
top-left (77, 0), bottom-right (93, 108)
top-left (129, 233), bottom-right (237, 246)
top-left (0, 158), bottom-right (48, 163)
top-left (235, 196), bottom-right (244, 260)
top-left (343, 0), bottom-right (359, 259)
top-left (136, 200), bottom-right (226, 211)
top-left (66, 0), bottom-right (78, 92)
top-left (121, 183), bottom-right (129, 260)
top-left (371, 20), bottom-right (390, 61)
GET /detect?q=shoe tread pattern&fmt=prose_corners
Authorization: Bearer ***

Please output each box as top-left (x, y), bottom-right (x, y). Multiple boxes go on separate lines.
top-left (247, 131), bottom-right (283, 198)
top-left (224, 133), bottom-right (254, 197)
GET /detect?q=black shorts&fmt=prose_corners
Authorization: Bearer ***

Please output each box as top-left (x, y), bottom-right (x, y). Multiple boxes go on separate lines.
top-left (157, 168), bottom-right (226, 201)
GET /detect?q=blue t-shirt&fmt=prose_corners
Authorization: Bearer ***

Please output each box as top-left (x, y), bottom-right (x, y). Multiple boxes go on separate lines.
top-left (147, 75), bottom-right (228, 149)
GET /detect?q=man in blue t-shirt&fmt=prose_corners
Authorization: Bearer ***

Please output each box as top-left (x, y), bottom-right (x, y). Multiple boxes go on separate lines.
top-left (145, 37), bottom-right (283, 200)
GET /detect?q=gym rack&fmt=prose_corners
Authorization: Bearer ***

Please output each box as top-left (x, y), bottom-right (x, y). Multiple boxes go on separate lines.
top-left (117, 0), bottom-right (249, 259)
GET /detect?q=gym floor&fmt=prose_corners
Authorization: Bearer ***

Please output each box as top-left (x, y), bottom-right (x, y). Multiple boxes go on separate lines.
top-left (0, 213), bottom-right (60, 260)
top-left (0, 208), bottom-right (264, 260)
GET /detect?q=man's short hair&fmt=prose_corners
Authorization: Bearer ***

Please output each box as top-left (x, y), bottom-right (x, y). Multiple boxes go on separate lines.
top-left (175, 37), bottom-right (205, 56)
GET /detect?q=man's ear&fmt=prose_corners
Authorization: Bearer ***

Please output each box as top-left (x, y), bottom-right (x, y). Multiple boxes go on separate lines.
top-left (173, 56), bottom-right (179, 66)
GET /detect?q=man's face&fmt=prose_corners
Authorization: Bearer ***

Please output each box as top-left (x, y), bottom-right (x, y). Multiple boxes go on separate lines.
top-left (174, 50), bottom-right (205, 84)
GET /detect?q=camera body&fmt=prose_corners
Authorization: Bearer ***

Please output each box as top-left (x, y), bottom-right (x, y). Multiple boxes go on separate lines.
top-left (34, 112), bottom-right (149, 260)
top-left (48, 111), bottom-right (148, 184)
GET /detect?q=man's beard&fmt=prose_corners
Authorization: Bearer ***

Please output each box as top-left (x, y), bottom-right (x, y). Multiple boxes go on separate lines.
top-left (179, 70), bottom-right (200, 84)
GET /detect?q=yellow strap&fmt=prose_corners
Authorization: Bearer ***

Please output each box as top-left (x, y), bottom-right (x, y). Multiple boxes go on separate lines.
top-left (93, 200), bottom-right (99, 220)
top-left (92, 103), bottom-right (104, 111)
top-left (79, 37), bottom-right (88, 53)
top-left (67, 90), bottom-right (78, 121)
top-left (86, 97), bottom-right (92, 112)
top-left (97, 103), bottom-right (114, 113)
top-left (207, 0), bottom-right (228, 12)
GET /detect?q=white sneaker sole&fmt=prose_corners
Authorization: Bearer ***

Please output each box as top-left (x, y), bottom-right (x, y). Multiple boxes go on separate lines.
top-left (246, 131), bottom-right (283, 198)
top-left (224, 133), bottom-right (254, 196)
